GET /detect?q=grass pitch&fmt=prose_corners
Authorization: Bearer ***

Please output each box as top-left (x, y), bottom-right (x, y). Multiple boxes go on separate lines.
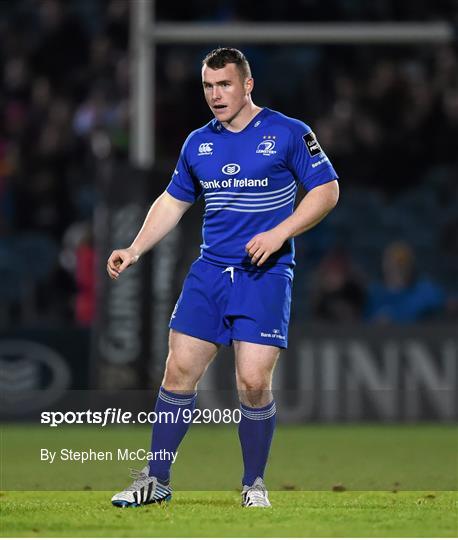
top-left (1, 424), bottom-right (457, 536)
top-left (1, 490), bottom-right (456, 537)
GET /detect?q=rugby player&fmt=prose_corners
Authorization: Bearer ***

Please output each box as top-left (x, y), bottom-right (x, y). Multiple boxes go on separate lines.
top-left (107, 48), bottom-right (339, 508)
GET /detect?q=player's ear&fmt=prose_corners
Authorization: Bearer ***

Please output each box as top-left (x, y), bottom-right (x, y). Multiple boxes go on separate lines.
top-left (245, 77), bottom-right (254, 95)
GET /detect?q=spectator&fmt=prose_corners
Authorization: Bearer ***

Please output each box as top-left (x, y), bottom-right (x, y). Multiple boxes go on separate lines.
top-left (366, 241), bottom-right (445, 323)
top-left (311, 249), bottom-right (366, 322)
top-left (75, 224), bottom-right (96, 327)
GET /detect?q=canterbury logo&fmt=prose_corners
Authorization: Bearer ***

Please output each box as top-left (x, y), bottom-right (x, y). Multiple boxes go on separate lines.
top-left (198, 142), bottom-right (213, 155)
top-left (222, 163), bottom-right (241, 175)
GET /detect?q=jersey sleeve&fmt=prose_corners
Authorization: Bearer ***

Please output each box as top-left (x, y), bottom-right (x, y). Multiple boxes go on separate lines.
top-left (166, 136), bottom-right (202, 203)
top-left (287, 122), bottom-right (338, 192)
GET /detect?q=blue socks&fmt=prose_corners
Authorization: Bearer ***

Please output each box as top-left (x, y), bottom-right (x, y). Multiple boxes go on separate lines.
top-left (148, 386), bottom-right (196, 482)
top-left (148, 388), bottom-right (276, 486)
top-left (238, 400), bottom-right (276, 486)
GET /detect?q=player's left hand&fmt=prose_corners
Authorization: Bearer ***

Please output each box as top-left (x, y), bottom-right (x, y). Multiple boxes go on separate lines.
top-left (245, 229), bottom-right (286, 266)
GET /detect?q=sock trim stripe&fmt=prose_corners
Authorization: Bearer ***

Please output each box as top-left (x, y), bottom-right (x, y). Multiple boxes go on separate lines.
top-left (241, 410), bottom-right (276, 420)
top-left (240, 401), bottom-right (275, 413)
top-left (240, 403), bottom-right (276, 420)
top-left (159, 394), bottom-right (195, 406)
top-left (159, 386), bottom-right (197, 399)
top-left (158, 389), bottom-right (196, 406)
top-left (159, 388), bottom-right (196, 402)
top-left (240, 403), bottom-right (276, 414)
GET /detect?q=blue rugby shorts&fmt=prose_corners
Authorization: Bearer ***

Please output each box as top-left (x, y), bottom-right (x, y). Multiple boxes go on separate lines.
top-left (169, 259), bottom-right (292, 348)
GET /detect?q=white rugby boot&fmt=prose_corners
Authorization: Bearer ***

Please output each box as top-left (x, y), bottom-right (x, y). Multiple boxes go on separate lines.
top-left (111, 466), bottom-right (172, 507)
top-left (241, 477), bottom-right (271, 507)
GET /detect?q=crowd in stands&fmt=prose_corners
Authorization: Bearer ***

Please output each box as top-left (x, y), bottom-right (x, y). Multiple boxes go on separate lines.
top-left (0, 0), bottom-right (456, 328)
top-left (156, 0), bottom-right (458, 23)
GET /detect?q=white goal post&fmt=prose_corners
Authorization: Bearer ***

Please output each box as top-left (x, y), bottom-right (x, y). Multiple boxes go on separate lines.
top-left (130, 0), bottom-right (454, 168)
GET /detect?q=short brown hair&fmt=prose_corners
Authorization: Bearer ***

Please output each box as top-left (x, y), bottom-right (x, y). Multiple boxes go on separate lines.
top-left (202, 47), bottom-right (252, 80)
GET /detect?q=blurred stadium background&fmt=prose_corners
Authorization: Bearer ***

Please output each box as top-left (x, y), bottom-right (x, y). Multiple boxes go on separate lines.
top-left (0, 0), bottom-right (457, 431)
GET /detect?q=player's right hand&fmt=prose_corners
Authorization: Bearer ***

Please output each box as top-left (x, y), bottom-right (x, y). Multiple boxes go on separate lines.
top-left (107, 247), bottom-right (140, 280)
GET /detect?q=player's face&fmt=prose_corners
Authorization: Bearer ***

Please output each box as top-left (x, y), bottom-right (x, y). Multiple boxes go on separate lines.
top-left (202, 63), bottom-right (253, 124)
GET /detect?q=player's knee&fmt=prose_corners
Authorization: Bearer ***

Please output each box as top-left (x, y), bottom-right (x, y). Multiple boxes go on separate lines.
top-left (162, 355), bottom-right (199, 391)
top-left (237, 371), bottom-right (273, 406)
top-left (237, 374), bottom-right (271, 394)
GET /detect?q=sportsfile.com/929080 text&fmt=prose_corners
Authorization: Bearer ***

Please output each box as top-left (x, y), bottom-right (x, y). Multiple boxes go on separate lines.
top-left (40, 408), bottom-right (242, 427)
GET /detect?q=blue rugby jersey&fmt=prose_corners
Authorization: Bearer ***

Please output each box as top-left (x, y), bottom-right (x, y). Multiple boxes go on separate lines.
top-left (166, 108), bottom-right (338, 277)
